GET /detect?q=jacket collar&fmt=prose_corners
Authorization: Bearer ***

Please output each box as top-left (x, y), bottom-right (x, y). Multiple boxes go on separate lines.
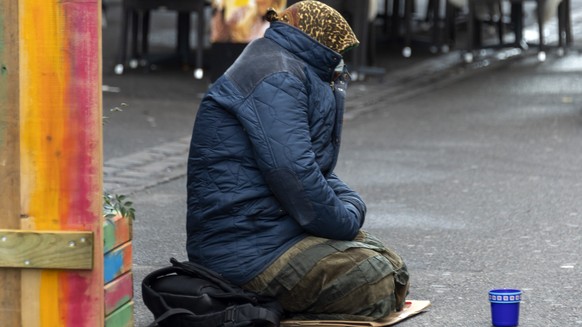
top-left (264, 22), bottom-right (342, 83)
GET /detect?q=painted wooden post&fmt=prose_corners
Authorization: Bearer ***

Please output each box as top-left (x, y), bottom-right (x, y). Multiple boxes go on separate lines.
top-left (0, 0), bottom-right (121, 326)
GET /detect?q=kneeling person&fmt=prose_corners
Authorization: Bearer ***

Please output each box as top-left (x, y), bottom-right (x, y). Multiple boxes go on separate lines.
top-left (186, 0), bottom-right (409, 320)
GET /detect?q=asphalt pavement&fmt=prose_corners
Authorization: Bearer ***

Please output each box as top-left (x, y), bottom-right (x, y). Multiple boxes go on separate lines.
top-left (101, 2), bottom-right (582, 326)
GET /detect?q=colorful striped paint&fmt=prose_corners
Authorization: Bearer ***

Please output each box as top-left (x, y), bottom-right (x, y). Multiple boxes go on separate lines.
top-left (104, 214), bottom-right (133, 253)
top-left (104, 242), bottom-right (132, 284)
top-left (105, 301), bottom-right (134, 327)
top-left (105, 272), bottom-right (133, 316)
top-left (18, 0), bottom-right (103, 326)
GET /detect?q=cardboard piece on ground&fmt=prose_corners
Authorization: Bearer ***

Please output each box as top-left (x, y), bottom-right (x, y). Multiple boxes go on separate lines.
top-left (281, 300), bottom-right (431, 327)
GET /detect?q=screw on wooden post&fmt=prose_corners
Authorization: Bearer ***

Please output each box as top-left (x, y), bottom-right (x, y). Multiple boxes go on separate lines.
top-left (0, 230), bottom-right (94, 270)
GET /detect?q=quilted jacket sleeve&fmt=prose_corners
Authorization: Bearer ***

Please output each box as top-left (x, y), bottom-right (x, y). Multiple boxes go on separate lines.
top-left (326, 172), bottom-right (367, 228)
top-left (236, 72), bottom-right (361, 240)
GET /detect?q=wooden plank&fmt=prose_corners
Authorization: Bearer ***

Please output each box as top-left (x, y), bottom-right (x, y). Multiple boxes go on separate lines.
top-left (104, 272), bottom-right (133, 316)
top-left (104, 214), bottom-right (133, 254)
top-left (105, 301), bottom-right (134, 327)
top-left (0, 230), bottom-right (93, 269)
top-left (0, 0), bottom-right (20, 227)
top-left (18, 0), bottom-right (104, 325)
top-left (104, 242), bottom-right (133, 284)
top-left (0, 0), bottom-right (21, 324)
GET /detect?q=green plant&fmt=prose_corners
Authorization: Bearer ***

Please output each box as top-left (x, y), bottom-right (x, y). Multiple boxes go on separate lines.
top-left (102, 102), bottom-right (135, 221)
top-left (103, 192), bottom-right (136, 220)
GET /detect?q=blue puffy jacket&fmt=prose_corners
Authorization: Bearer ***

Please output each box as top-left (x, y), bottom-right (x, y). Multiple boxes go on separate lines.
top-left (186, 22), bottom-right (367, 285)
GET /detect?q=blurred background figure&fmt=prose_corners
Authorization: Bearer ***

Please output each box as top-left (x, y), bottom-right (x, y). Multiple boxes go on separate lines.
top-left (211, 0), bottom-right (287, 43)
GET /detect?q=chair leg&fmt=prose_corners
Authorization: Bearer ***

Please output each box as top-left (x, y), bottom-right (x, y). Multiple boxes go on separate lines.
top-left (558, 0), bottom-right (565, 48)
top-left (426, 0), bottom-right (434, 22)
top-left (194, 3), bottom-right (205, 79)
top-left (368, 20), bottom-right (378, 65)
top-left (462, 0), bottom-right (476, 62)
top-left (141, 10), bottom-right (151, 64)
top-left (177, 12), bottom-right (191, 67)
top-left (130, 10), bottom-right (140, 67)
top-left (496, 0), bottom-right (504, 45)
top-left (564, 0), bottom-right (573, 46)
top-left (511, 3), bottom-right (525, 48)
top-left (114, 7), bottom-right (131, 74)
top-left (444, 3), bottom-right (456, 49)
top-left (349, 2), bottom-right (369, 73)
top-left (383, 0), bottom-right (390, 34)
top-left (468, 0), bottom-right (481, 50)
top-left (431, 0), bottom-right (440, 51)
top-left (537, 0), bottom-right (545, 55)
top-left (391, 0), bottom-right (401, 39)
top-left (402, 0), bottom-right (412, 57)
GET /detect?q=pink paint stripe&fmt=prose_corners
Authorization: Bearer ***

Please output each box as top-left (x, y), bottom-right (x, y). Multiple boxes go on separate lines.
top-left (61, 3), bottom-right (102, 326)
top-left (105, 272), bottom-right (134, 315)
top-left (63, 2), bottom-right (100, 227)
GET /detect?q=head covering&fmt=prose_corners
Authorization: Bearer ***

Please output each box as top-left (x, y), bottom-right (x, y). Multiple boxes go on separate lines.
top-left (265, 0), bottom-right (359, 54)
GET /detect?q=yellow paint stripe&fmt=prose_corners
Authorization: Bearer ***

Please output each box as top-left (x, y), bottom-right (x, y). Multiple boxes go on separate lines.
top-left (39, 271), bottom-right (60, 324)
top-left (20, 1), bottom-right (68, 227)
top-left (20, 1), bottom-right (68, 325)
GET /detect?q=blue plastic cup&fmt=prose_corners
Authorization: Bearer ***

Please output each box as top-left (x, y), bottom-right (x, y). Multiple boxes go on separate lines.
top-left (489, 289), bottom-right (522, 327)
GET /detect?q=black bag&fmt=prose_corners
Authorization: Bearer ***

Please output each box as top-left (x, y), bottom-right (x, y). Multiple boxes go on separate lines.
top-left (142, 258), bottom-right (283, 327)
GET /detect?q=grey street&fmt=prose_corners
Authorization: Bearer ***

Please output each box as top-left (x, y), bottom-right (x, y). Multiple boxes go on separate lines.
top-left (102, 2), bottom-right (582, 326)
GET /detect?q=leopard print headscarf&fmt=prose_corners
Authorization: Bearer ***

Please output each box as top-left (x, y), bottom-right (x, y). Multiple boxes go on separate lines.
top-left (265, 0), bottom-right (359, 54)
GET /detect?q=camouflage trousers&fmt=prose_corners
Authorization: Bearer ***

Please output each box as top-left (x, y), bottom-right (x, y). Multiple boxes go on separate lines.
top-left (243, 231), bottom-right (409, 321)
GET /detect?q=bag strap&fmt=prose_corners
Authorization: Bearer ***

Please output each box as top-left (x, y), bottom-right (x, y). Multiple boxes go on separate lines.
top-left (170, 258), bottom-right (271, 305)
top-left (141, 261), bottom-right (275, 308)
top-left (147, 308), bottom-right (194, 327)
top-left (170, 258), bottom-right (241, 295)
top-left (148, 303), bottom-right (281, 327)
top-left (142, 261), bottom-right (243, 301)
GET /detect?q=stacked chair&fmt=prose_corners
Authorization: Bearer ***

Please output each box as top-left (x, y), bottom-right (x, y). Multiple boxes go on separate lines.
top-left (387, 0), bottom-right (452, 57)
top-left (113, 0), bottom-right (209, 79)
top-left (464, 0), bottom-right (573, 62)
top-left (381, 0), bottom-right (573, 62)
